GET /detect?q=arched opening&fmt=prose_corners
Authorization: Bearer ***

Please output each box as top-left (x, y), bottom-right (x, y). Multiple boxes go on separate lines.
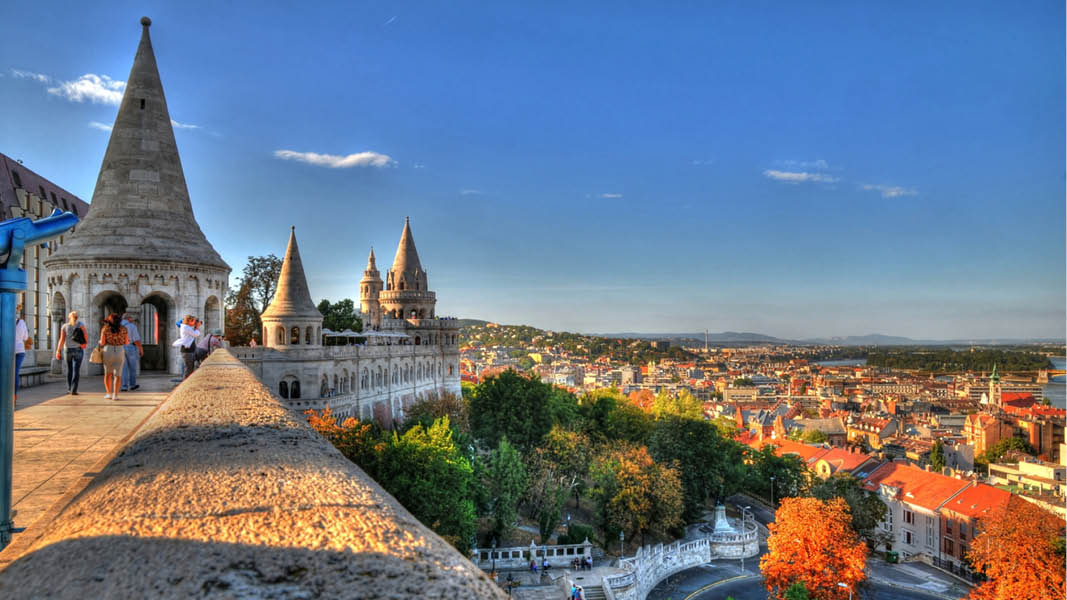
top-left (139, 293), bottom-right (173, 372)
top-left (449, 364), bottom-right (454, 376)
top-left (332, 374), bottom-right (338, 395)
top-left (203, 296), bottom-right (221, 333)
top-left (320, 374), bottom-right (328, 397)
top-left (415, 336), bottom-right (421, 346)
top-left (279, 381), bottom-right (289, 399)
top-left (290, 380), bottom-right (301, 399)
top-left (50, 291), bottom-right (67, 372)
top-left (275, 326), bottom-right (284, 345)
top-left (290, 327), bottom-right (300, 345)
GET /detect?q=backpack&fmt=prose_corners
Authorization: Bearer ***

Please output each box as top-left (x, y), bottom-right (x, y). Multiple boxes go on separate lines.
top-left (71, 324), bottom-right (87, 345)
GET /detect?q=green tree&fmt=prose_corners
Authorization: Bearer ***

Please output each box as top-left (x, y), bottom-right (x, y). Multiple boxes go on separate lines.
top-left (733, 377), bottom-right (755, 387)
top-left (711, 415), bottom-right (740, 438)
top-left (652, 389), bottom-right (703, 420)
top-left (485, 436), bottom-right (527, 540)
top-left (981, 437), bottom-right (1035, 464)
top-left (316, 298), bottom-right (362, 333)
top-left (808, 474), bottom-right (889, 546)
top-left (579, 390), bottom-right (653, 445)
top-left (929, 440), bottom-right (946, 472)
top-left (224, 254), bottom-right (282, 345)
top-left (800, 429), bottom-right (828, 444)
top-left (649, 416), bottom-right (749, 521)
top-left (784, 582), bottom-right (810, 600)
top-left (748, 444), bottom-right (808, 506)
top-left (469, 370), bottom-right (555, 452)
top-left (525, 450), bottom-right (572, 542)
top-left (590, 445), bottom-right (684, 544)
top-left (540, 426), bottom-right (592, 508)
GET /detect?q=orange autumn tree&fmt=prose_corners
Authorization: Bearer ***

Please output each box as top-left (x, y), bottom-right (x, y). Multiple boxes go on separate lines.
top-left (760, 496), bottom-right (867, 600)
top-left (967, 495), bottom-right (1066, 600)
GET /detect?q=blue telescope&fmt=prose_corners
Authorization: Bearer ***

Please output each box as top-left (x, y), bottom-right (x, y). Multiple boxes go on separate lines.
top-left (0, 208), bottom-right (79, 549)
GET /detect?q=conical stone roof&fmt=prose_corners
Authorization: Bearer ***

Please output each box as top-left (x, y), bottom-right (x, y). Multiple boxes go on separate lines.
top-left (45, 17), bottom-right (227, 270)
top-left (262, 227), bottom-right (322, 320)
top-left (391, 217), bottom-right (423, 278)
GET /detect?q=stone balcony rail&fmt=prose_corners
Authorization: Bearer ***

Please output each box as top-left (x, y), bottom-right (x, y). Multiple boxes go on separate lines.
top-left (472, 539), bottom-right (595, 571)
top-left (0, 349), bottom-right (504, 599)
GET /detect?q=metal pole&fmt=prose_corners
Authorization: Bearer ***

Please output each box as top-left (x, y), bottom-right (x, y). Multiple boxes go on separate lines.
top-left (0, 291), bottom-right (16, 548)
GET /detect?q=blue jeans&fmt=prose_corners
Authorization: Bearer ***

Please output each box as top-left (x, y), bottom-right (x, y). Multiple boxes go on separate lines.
top-left (121, 345), bottom-right (139, 389)
top-left (14, 352), bottom-right (25, 392)
top-left (65, 347), bottom-right (83, 393)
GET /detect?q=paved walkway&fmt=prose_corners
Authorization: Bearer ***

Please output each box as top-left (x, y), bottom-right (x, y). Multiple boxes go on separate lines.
top-left (1, 372), bottom-right (174, 564)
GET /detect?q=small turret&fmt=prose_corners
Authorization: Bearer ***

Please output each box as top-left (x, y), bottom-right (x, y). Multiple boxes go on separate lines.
top-left (359, 247), bottom-right (383, 328)
top-left (261, 227), bottom-right (323, 348)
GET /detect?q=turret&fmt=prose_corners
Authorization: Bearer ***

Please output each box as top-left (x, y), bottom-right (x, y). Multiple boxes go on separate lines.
top-left (379, 217), bottom-right (436, 320)
top-left (359, 247), bottom-right (383, 328)
top-left (261, 227), bottom-right (323, 348)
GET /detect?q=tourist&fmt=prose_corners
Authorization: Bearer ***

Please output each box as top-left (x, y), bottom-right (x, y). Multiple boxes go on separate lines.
top-left (55, 311), bottom-right (88, 395)
top-left (249, 337), bottom-right (258, 347)
top-left (195, 328), bottom-right (223, 365)
top-left (120, 312), bottom-right (143, 392)
top-left (173, 315), bottom-right (201, 379)
top-left (98, 313), bottom-right (129, 400)
top-left (585, 555), bottom-right (592, 570)
top-left (13, 306), bottom-right (30, 396)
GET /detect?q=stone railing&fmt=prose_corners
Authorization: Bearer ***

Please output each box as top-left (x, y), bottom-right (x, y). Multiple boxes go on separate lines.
top-left (0, 349), bottom-right (505, 598)
top-left (605, 523), bottom-right (758, 600)
top-left (473, 539), bottom-right (595, 571)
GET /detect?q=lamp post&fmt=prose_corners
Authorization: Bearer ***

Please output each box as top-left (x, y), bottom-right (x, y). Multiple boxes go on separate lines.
top-left (619, 530), bottom-right (625, 557)
top-left (838, 582), bottom-right (852, 600)
top-left (770, 475), bottom-right (776, 507)
top-left (741, 505), bottom-right (752, 573)
top-left (491, 538), bottom-right (497, 578)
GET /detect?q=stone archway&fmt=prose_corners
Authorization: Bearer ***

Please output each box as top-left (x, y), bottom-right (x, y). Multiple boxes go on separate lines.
top-left (203, 295), bottom-right (221, 333)
top-left (90, 291), bottom-right (128, 375)
top-left (141, 292), bottom-right (175, 372)
top-left (50, 292), bottom-right (67, 375)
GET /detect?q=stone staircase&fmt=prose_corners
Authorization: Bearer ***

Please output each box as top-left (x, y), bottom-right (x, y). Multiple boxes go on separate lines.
top-left (581, 585), bottom-right (606, 600)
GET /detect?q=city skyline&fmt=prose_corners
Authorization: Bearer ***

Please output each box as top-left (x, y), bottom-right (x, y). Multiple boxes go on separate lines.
top-left (1, 2), bottom-right (1063, 339)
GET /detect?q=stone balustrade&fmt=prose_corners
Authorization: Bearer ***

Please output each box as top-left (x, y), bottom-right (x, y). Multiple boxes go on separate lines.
top-left (605, 522), bottom-right (758, 600)
top-left (0, 349), bottom-right (504, 598)
top-left (473, 538), bottom-right (595, 571)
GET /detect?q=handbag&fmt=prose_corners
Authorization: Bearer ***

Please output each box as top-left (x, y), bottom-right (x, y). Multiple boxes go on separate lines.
top-left (71, 325), bottom-right (87, 345)
top-left (24, 338), bottom-right (33, 350)
top-left (89, 346), bottom-right (104, 364)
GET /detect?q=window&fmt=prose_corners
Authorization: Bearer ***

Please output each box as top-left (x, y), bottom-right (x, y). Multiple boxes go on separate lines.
top-left (39, 186), bottom-right (46, 200)
top-left (945, 520), bottom-right (952, 535)
top-left (140, 98), bottom-right (145, 109)
top-left (959, 522), bottom-right (967, 540)
top-left (926, 517), bottom-right (934, 547)
top-left (290, 327), bottom-right (300, 344)
top-left (904, 510), bottom-right (914, 525)
top-left (279, 381), bottom-right (289, 399)
top-left (960, 544), bottom-right (967, 560)
top-left (904, 531), bottom-right (913, 545)
top-left (11, 171), bottom-right (21, 188)
top-left (290, 380), bottom-right (301, 399)
top-left (944, 539), bottom-right (954, 555)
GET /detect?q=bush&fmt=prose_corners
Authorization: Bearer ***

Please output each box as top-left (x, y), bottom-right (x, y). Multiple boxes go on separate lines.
top-left (558, 524), bottom-right (595, 545)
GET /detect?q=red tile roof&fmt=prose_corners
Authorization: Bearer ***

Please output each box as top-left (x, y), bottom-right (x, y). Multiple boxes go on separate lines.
top-left (811, 447), bottom-right (877, 474)
top-left (940, 483), bottom-right (1011, 520)
top-left (862, 462), bottom-right (970, 511)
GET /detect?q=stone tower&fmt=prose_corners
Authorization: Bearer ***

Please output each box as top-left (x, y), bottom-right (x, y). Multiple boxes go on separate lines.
top-left (44, 17), bottom-right (229, 375)
top-left (989, 364), bottom-right (1001, 407)
top-left (359, 247), bottom-right (383, 329)
top-left (380, 217), bottom-right (436, 320)
top-left (261, 227), bottom-right (323, 349)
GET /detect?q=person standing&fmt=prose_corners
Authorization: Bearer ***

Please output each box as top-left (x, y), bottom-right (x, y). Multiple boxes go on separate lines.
top-left (194, 328), bottom-right (223, 366)
top-left (14, 306), bottom-right (30, 395)
top-left (55, 311), bottom-right (88, 395)
top-left (173, 315), bottom-right (200, 380)
top-left (98, 313), bottom-right (128, 400)
top-left (120, 312), bottom-right (143, 392)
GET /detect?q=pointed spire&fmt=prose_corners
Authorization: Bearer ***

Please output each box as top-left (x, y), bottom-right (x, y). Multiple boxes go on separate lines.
top-left (262, 227), bottom-right (322, 320)
top-left (46, 17), bottom-right (226, 269)
top-left (990, 364), bottom-right (1000, 382)
top-left (391, 216), bottom-right (424, 277)
top-left (367, 247), bottom-right (377, 271)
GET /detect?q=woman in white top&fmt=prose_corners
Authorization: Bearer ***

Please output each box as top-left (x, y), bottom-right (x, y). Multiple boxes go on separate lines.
top-left (14, 307), bottom-right (30, 394)
top-left (173, 315), bottom-right (201, 380)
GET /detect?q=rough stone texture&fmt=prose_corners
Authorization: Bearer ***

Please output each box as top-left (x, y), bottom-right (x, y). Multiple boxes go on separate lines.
top-left (43, 18), bottom-right (229, 375)
top-left (0, 350), bottom-right (505, 599)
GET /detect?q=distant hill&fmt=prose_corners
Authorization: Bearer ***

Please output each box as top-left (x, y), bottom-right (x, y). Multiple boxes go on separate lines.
top-left (597, 331), bottom-right (787, 344)
top-left (454, 318), bottom-right (491, 328)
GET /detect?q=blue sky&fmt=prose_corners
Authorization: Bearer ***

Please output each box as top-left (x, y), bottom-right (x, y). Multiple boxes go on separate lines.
top-left (1, 1), bottom-right (1063, 339)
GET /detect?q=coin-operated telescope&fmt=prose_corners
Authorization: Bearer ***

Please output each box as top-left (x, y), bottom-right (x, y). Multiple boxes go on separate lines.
top-left (0, 208), bottom-right (79, 549)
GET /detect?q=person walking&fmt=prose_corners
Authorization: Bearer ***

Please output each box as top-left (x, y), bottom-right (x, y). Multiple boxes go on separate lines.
top-left (55, 311), bottom-right (88, 395)
top-left (120, 312), bottom-right (143, 392)
top-left (13, 307), bottom-right (30, 396)
top-left (173, 315), bottom-right (200, 380)
top-left (98, 313), bottom-right (128, 400)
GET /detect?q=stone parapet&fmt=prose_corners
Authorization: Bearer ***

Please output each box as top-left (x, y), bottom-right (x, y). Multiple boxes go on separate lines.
top-left (0, 349), bottom-right (504, 598)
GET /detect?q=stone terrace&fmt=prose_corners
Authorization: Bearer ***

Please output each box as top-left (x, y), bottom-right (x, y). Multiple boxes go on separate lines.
top-left (0, 350), bottom-right (503, 598)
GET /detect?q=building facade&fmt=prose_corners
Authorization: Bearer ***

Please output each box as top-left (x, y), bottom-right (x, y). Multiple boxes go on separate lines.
top-left (235, 225), bottom-right (461, 428)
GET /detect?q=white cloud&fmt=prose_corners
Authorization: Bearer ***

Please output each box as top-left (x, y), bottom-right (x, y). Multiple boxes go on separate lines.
top-left (690, 158), bottom-right (714, 166)
top-left (600, 193), bottom-right (624, 199)
top-left (11, 69), bottom-right (50, 83)
top-left (47, 73), bottom-right (125, 105)
top-left (781, 159), bottom-right (830, 170)
top-left (412, 163), bottom-right (425, 169)
top-left (88, 121), bottom-right (112, 132)
top-left (170, 119), bottom-right (200, 130)
top-left (460, 189), bottom-right (482, 196)
top-left (861, 183), bottom-right (918, 198)
top-left (273, 149), bottom-right (395, 168)
top-left (762, 170), bottom-right (839, 184)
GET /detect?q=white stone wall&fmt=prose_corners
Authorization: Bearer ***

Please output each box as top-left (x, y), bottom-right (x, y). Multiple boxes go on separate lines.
top-left (46, 261), bottom-right (228, 375)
